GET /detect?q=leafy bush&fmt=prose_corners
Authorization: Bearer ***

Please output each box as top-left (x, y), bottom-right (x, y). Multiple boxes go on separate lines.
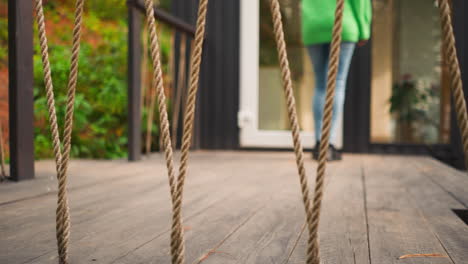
top-left (0, 17), bottom-right (7, 64)
top-left (32, 3), bottom-right (173, 159)
top-left (33, 22), bottom-right (129, 159)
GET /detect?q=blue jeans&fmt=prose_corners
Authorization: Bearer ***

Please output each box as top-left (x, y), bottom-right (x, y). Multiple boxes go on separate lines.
top-left (307, 42), bottom-right (356, 144)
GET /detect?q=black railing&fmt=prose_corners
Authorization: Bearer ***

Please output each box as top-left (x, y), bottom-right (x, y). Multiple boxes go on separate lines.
top-left (129, 0), bottom-right (196, 36)
top-left (127, 0), bottom-right (195, 161)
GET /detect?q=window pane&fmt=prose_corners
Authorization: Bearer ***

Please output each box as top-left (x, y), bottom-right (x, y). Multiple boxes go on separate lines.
top-left (371, 0), bottom-right (450, 144)
top-left (258, 0), bottom-right (314, 132)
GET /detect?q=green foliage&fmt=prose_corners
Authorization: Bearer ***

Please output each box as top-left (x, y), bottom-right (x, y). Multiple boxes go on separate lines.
top-left (259, 0), bottom-right (303, 80)
top-left (389, 75), bottom-right (436, 123)
top-left (87, 0), bottom-right (127, 20)
top-left (1, 1), bottom-right (174, 159)
top-left (32, 4), bottom-right (173, 159)
top-left (158, 0), bottom-right (172, 11)
top-left (33, 29), bottom-right (129, 159)
top-left (0, 17), bottom-right (7, 64)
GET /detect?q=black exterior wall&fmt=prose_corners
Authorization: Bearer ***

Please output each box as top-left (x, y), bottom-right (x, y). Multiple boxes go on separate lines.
top-left (172, 0), bottom-right (240, 150)
top-left (343, 43), bottom-right (371, 153)
top-left (450, 0), bottom-right (467, 169)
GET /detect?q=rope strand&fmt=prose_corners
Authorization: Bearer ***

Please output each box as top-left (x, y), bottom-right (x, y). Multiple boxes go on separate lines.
top-left (142, 1), bottom-right (182, 262)
top-left (0, 121), bottom-right (6, 180)
top-left (438, 0), bottom-right (468, 169)
top-left (34, 0), bottom-right (85, 263)
top-left (269, 0), bottom-right (345, 263)
top-left (268, 0), bottom-right (318, 263)
top-left (310, 0), bottom-right (345, 263)
top-left (171, 1), bottom-right (209, 263)
top-left (143, 0), bottom-right (208, 263)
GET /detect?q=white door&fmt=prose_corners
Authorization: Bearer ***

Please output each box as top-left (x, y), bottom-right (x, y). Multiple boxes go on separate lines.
top-left (238, 0), bottom-right (343, 149)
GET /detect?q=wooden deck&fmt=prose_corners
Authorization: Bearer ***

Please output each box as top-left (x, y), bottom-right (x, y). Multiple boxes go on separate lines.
top-left (1, 152), bottom-right (467, 264)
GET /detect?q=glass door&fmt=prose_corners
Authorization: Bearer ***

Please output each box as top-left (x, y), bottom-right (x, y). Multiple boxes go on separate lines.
top-left (370, 0), bottom-right (451, 145)
top-left (239, 0), bottom-right (343, 148)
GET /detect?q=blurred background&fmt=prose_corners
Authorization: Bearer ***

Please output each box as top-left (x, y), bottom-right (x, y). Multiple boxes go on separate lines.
top-left (2, 0), bottom-right (466, 174)
top-left (258, 0), bottom-right (450, 145)
top-left (0, 0), bottom-right (174, 161)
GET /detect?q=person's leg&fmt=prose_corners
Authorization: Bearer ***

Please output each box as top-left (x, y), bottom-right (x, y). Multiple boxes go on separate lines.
top-left (329, 42), bottom-right (356, 145)
top-left (307, 44), bottom-right (329, 142)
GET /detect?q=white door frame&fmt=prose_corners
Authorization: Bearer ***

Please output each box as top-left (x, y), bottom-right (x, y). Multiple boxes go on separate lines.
top-left (238, 0), bottom-right (342, 148)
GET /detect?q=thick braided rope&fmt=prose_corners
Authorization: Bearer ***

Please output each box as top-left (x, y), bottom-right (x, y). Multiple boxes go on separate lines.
top-left (0, 121), bottom-right (6, 180)
top-left (438, 0), bottom-right (468, 169)
top-left (268, 0), bottom-right (316, 263)
top-left (34, 0), bottom-right (85, 263)
top-left (169, 1), bottom-right (209, 263)
top-left (143, 0), bottom-right (179, 228)
top-left (142, 0), bottom-right (186, 263)
top-left (310, 0), bottom-right (345, 263)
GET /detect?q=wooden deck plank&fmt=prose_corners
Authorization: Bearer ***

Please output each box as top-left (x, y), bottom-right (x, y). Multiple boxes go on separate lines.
top-left (17, 155), bottom-right (260, 264)
top-left (1, 162), bottom-right (172, 263)
top-left (400, 157), bottom-right (468, 264)
top-left (286, 155), bottom-right (370, 264)
top-left (198, 189), bottom-right (304, 264)
top-left (0, 159), bottom-right (143, 205)
top-left (364, 155), bottom-right (454, 264)
top-left (0, 158), bottom-right (167, 231)
top-left (0, 162), bottom-right (160, 229)
top-left (74, 168), bottom-right (271, 264)
top-left (0, 152), bottom-right (466, 264)
top-left (114, 154), bottom-right (316, 264)
top-left (413, 157), bottom-right (468, 207)
top-left (23, 152), bottom-right (303, 264)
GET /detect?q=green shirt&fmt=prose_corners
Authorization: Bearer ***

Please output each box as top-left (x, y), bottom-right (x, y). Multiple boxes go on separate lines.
top-left (301, 0), bottom-right (372, 45)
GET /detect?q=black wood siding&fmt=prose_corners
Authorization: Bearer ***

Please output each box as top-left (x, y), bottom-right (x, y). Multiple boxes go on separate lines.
top-left (450, 0), bottom-right (468, 169)
top-left (172, 0), bottom-right (240, 149)
top-left (343, 44), bottom-right (371, 153)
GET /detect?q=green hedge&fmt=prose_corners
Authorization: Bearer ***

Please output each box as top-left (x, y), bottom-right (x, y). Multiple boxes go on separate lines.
top-left (31, 2), bottom-right (173, 159)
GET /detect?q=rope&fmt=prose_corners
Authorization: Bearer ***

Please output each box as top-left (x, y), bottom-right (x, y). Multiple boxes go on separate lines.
top-left (143, 0), bottom-right (208, 263)
top-left (438, 0), bottom-right (468, 169)
top-left (170, 1), bottom-right (209, 263)
top-left (143, 0), bottom-right (179, 222)
top-left (268, 0), bottom-right (316, 263)
top-left (310, 0), bottom-right (345, 263)
top-left (34, 0), bottom-right (85, 263)
top-left (0, 121), bottom-right (6, 180)
top-left (270, 0), bottom-right (345, 262)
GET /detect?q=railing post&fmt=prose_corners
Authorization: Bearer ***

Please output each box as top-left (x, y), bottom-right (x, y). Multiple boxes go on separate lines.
top-left (8, 0), bottom-right (35, 180)
top-left (128, 0), bottom-right (143, 161)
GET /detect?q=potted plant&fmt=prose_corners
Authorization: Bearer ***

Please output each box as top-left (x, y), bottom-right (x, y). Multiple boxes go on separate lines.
top-left (389, 74), bottom-right (435, 142)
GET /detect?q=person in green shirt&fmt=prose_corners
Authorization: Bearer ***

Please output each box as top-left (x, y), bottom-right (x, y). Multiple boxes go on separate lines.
top-left (302, 0), bottom-right (372, 160)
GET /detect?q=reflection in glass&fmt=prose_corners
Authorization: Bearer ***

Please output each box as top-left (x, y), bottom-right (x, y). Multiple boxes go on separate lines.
top-left (371, 0), bottom-right (450, 144)
top-left (258, 0), bottom-right (314, 132)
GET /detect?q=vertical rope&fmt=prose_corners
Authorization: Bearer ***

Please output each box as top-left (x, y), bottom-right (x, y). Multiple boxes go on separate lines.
top-left (34, 0), bottom-right (85, 263)
top-left (310, 0), bottom-right (345, 263)
top-left (268, 0), bottom-right (316, 263)
top-left (143, 0), bottom-right (208, 262)
top-left (143, 0), bottom-right (178, 217)
top-left (0, 121), bottom-right (6, 180)
top-left (270, 0), bottom-right (345, 262)
top-left (170, 1), bottom-right (209, 263)
top-left (438, 0), bottom-right (468, 169)
top-left (142, 0), bottom-right (183, 263)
